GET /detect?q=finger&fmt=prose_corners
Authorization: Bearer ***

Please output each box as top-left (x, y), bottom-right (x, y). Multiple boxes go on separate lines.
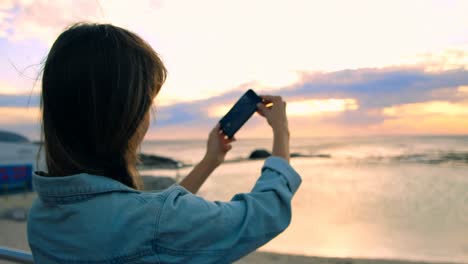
top-left (260, 100), bottom-right (274, 108)
top-left (256, 109), bottom-right (265, 117)
top-left (224, 144), bottom-right (232, 151)
top-left (212, 123), bottom-right (221, 134)
top-left (218, 132), bottom-right (227, 141)
top-left (220, 133), bottom-right (233, 144)
top-left (257, 103), bottom-right (271, 117)
top-left (226, 137), bottom-right (236, 143)
top-left (223, 134), bottom-right (236, 143)
top-left (265, 102), bottom-right (274, 108)
top-left (256, 102), bottom-right (270, 114)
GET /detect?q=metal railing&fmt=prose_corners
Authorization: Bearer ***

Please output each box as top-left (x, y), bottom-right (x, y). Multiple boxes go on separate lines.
top-left (0, 246), bottom-right (34, 263)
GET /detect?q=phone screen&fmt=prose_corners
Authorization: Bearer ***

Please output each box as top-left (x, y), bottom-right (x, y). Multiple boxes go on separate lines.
top-left (219, 89), bottom-right (263, 139)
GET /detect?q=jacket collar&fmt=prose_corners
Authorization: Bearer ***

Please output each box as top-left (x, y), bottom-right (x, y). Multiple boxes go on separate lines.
top-left (32, 171), bottom-right (139, 198)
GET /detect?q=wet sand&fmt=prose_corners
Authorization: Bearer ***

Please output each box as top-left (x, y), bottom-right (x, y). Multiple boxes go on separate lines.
top-left (0, 193), bottom-right (463, 264)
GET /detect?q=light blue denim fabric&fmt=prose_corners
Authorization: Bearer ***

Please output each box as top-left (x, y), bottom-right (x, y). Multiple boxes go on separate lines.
top-left (27, 156), bottom-right (302, 264)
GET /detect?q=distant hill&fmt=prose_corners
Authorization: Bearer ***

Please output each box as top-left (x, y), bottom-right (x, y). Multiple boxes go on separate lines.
top-left (0, 131), bottom-right (29, 143)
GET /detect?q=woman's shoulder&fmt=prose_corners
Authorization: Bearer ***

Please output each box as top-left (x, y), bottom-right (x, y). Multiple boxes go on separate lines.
top-left (133, 183), bottom-right (190, 205)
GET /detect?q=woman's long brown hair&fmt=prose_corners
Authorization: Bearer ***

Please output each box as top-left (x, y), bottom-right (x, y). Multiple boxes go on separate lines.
top-left (39, 23), bottom-right (166, 189)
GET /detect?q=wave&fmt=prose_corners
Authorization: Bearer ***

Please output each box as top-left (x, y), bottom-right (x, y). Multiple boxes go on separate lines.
top-left (391, 151), bottom-right (468, 165)
top-left (278, 148), bottom-right (468, 166)
top-left (333, 151), bottom-right (468, 166)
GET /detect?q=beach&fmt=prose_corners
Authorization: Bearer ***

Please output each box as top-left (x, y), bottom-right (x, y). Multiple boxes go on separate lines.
top-left (0, 189), bottom-right (464, 264)
top-left (0, 200), bottom-right (461, 264)
top-left (1, 136), bottom-right (468, 263)
top-left (0, 217), bottom-right (462, 264)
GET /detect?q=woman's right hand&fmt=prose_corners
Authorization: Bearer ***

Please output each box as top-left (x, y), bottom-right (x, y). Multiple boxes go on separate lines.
top-left (256, 94), bottom-right (290, 162)
top-left (256, 95), bottom-right (290, 135)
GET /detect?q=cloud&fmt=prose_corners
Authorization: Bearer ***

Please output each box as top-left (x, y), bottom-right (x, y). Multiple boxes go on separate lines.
top-left (0, 0), bottom-right (16, 10)
top-left (458, 86), bottom-right (468, 94)
top-left (0, 0), bottom-right (102, 43)
top-left (1, 1), bottom-right (468, 139)
top-left (3, 64), bottom-right (468, 139)
top-left (144, 66), bottom-right (468, 138)
top-left (0, 94), bottom-right (39, 107)
top-left (286, 98), bottom-right (358, 117)
top-left (383, 101), bottom-right (468, 117)
top-left (411, 47), bottom-right (468, 72)
top-left (284, 67), bottom-right (468, 109)
top-left (0, 106), bottom-right (39, 124)
top-left (0, 0), bottom-right (165, 44)
top-left (377, 113), bottom-right (468, 136)
top-left (2, 0), bottom-right (468, 105)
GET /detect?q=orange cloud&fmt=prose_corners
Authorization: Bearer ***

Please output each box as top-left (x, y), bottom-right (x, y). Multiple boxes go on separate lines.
top-left (458, 86), bottom-right (468, 94)
top-left (0, 80), bottom-right (38, 95)
top-left (383, 101), bottom-right (468, 117)
top-left (377, 100), bottom-right (468, 135)
top-left (0, 107), bottom-right (40, 124)
top-left (377, 115), bottom-right (468, 135)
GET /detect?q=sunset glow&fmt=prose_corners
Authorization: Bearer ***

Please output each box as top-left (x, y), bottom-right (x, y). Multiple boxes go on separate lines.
top-left (458, 86), bottom-right (468, 94)
top-left (207, 98), bottom-right (358, 118)
top-left (383, 101), bottom-right (468, 117)
top-left (0, 107), bottom-right (40, 124)
top-left (1, 0), bottom-right (468, 139)
top-left (287, 99), bottom-right (358, 117)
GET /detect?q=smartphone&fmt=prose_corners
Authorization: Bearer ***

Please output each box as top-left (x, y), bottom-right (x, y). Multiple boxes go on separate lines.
top-left (219, 89), bottom-right (263, 139)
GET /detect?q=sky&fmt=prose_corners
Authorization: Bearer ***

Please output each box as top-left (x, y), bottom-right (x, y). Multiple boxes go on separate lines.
top-left (1, 0), bottom-right (468, 140)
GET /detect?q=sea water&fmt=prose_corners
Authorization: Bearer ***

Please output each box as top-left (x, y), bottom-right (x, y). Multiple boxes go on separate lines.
top-left (140, 136), bottom-right (468, 263)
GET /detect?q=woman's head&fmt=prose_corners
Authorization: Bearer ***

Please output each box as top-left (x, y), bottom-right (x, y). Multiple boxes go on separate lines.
top-left (40, 22), bottom-right (166, 189)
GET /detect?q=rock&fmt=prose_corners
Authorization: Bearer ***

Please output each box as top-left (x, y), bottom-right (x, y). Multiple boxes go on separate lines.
top-left (249, 149), bottom-right (271, 159)
top-left (138, 153), bottom-right (184, 169)
top-left (141, 176), bottom-right (176, 191)
top-left (0, 130), bottom-right (30, 143)
top-left (314, 154), bottom-right (331, 158)
top-left (2, 207), bottom-right (28, 222)
top-left (290, 153), bottom-right (331, 158)
top-left (441, 152), bottom-right (468, 163)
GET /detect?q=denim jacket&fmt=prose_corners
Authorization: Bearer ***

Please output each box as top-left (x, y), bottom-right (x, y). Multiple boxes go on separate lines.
top-left (27, 156), bottom-right (302, 264)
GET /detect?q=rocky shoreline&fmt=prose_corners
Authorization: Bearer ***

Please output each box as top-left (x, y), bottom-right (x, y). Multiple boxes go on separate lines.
top-left (137, 149), bottom-right (331, 170)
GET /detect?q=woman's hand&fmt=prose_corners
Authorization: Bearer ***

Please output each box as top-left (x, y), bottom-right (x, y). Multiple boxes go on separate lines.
top-left (203, 123), bottom-right (236, 166)
top-left (256, 95), bottom-right (290, 162)
top-left (180, 123), bottom-right (235, 194)
top-left (256, 95), bottom-right (289, 135)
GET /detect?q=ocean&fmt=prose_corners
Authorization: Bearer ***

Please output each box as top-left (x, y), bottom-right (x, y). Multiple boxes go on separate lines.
top-left (140, 136), bottom-right (468, 263)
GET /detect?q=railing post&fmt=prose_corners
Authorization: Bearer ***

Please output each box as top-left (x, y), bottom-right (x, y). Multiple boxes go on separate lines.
top-left (0, 246), bottom-right (34, 263)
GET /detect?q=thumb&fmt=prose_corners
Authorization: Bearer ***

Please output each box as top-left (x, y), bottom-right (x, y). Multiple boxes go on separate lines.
top-left (212, 123), bottom-right (221, 134)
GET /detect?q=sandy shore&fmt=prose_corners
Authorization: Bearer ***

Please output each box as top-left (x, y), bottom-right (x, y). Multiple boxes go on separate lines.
top-left (235, 252), bottom-right (463, 264)
top-left (0, 193), bottom-right (462, 264)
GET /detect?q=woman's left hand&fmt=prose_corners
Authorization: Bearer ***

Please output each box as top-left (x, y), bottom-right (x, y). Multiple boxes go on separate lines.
top-left (203, 123), bottom-right (236, 166)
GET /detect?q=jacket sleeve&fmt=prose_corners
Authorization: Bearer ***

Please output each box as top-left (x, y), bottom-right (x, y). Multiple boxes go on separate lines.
top-left (154, 156), bottom-right (302, 263)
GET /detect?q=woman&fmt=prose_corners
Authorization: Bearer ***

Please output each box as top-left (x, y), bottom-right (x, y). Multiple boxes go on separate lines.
top-left (27, 23), bottom-right (302, 264)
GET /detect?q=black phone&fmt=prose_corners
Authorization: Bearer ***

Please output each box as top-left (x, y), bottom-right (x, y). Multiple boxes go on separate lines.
top-left (219, 89), bottom-right (263, 139)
